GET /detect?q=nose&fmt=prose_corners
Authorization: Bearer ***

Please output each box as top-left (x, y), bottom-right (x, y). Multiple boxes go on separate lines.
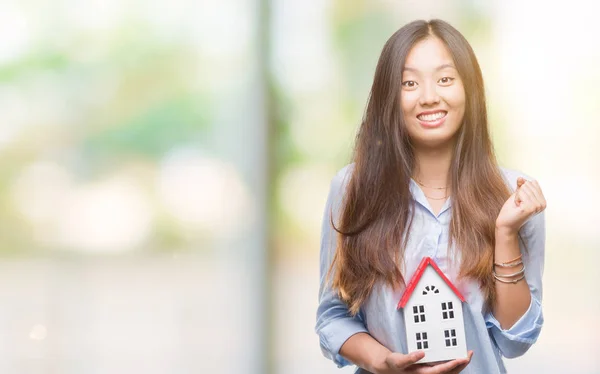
top-left (419, 82), bottom-right (440, 106)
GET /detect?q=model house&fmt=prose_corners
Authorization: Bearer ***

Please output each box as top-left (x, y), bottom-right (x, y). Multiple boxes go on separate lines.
top-left (397, 257), bottom-right (468, 363)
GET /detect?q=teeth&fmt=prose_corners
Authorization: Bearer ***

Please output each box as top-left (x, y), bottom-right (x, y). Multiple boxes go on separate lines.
top-left (418, 112), bottom-right (446, 121)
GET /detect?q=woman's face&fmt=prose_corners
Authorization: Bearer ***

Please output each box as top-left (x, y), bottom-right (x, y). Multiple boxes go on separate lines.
top-left (400, 37), bottom-right (466, 150)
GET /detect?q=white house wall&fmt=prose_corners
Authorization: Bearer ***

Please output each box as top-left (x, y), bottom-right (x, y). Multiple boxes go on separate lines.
top-left (403, 266), bottom-right (468, 363)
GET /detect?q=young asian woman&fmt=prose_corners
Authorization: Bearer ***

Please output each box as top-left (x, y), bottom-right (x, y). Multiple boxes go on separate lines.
top-left (315, 19), bottom-right (546, 374)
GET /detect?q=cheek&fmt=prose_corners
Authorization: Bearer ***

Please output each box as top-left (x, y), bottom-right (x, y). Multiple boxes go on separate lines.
top-left (400, 91), bottom-right (418, 115)
top-left (452, 95), bottom-right (466, 127)
top-left (448, 85), bottom-right (466, 109)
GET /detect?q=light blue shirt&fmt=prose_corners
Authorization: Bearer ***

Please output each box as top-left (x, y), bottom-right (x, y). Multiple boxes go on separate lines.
top-left (315, 164), bottom-right (545, 374)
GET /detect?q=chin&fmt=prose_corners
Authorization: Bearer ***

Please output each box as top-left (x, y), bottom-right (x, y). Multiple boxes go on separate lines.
top-left (410, 125), bottom-right (461, 148)
top-left (412, 133), bottom-right (457, 149)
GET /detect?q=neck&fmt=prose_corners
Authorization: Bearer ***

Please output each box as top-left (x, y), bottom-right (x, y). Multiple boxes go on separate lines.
top-left (412, 143), bottom-right (454, 187)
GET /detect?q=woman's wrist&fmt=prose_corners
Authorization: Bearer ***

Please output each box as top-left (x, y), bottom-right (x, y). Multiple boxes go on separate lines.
top-left (340, 332), bottom-right (392, 373)
top-left (367, 345), bottom-right (392, 373)
top-left (494, 225), bottom-right (521, 264)
top-left (495, 224), bottom-right (518, 239)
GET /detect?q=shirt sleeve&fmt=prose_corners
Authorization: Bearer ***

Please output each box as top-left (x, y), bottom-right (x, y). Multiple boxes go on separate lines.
top-left (315, 167), bottom-right (368, 368)
top-left (485, 210), bottom-right (545, 358)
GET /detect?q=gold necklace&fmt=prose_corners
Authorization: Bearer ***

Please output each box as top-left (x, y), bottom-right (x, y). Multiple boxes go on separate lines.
top-left (413, 177), bottom-right (449, 190)
top-left (424, 194), bottom-right (449, 200)
top-left (412, 177), bottom-right (450, 200)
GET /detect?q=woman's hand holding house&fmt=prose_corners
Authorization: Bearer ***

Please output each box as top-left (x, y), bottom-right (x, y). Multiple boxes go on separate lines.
top-left (372, 349), bottom-right (473, 374)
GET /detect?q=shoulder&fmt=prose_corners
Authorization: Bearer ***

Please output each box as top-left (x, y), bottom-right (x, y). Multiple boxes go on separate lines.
top-left (330, 163), bottom-right (355, 194)
top-left (498, 166), bottom-right (537, 193)
top-left (325, 163), bottom-right (355, 219)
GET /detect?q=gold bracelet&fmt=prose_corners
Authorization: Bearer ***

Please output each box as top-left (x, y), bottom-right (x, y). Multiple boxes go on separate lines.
top-left (494, 259), bottom-right (523, 268)
top-left (493, 273), bottom-right (526, 284)
top-left (493, 264), bottom-right (526, 278)
top-left (494, 253), bottom-right (522, 267)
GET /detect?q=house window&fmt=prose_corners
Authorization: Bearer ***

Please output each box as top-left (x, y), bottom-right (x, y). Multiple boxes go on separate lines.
top-left (441, 301), bottom-right (455, 320)
top-left (444, 329), bottom-right (457, 347)
top-left (412, 305), bottom-right (426, 323)
top-left (415, 332), bottom-right (429, 350)
top-left (422, 285), bottom-right (440, 295)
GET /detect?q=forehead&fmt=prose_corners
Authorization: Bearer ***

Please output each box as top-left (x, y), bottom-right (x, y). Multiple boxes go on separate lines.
top-left (404, 37), bottom-right (455, 73)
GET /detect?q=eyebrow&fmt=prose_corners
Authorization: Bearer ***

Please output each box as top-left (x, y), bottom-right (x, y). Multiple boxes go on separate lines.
top-left (403, 63), bottom-right (457, 72)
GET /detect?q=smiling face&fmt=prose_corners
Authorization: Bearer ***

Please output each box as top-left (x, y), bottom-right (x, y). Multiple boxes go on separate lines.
top-left (400, 37), bottom-right (466, 150)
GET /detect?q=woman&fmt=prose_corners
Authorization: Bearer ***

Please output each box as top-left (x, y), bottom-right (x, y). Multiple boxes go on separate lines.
top-left (315, 19), bottom-right (546, 374)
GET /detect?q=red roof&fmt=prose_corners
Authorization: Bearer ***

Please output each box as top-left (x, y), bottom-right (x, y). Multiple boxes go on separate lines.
top-left (397, 257), bottom-right (465, 309)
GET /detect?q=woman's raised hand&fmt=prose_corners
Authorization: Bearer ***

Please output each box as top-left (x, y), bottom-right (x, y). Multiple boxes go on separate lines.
top-left (373, 350), bottom-right (473, 374)
top-left (496, 177), bottom-right (547, 234)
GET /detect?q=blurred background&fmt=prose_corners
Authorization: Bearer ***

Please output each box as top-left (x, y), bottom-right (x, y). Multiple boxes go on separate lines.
top-left (0, 0), bottom-right (598, 373)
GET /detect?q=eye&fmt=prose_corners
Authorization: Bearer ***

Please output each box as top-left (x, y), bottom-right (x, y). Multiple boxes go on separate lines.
top-left (402, 80), bottom-right (418, 89)
top-left (438, 77), bottom-right (455, 85)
